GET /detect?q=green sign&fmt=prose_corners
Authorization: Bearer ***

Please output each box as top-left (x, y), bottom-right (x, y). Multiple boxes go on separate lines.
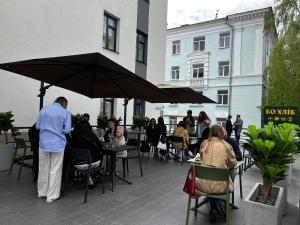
top-left (263, 106), bottom-right (298, 125)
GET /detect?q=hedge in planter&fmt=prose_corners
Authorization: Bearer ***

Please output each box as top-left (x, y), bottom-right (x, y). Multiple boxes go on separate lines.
top-left (132, 116), bottom-right (150, 130)
top-left (244, 123), bottom-right (299, 204)
top-left (0, 111), bottom-right (20, 143)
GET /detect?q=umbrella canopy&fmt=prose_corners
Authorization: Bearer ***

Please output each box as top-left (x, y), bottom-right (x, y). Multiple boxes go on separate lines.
top-left (154, 85), bottom-right (216, 104)
top-left (0, 52), bottom-right (174, 101)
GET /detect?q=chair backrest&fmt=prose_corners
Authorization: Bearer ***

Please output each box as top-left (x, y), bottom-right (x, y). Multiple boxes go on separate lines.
top-left (168, 136), bottom-right (184, 143)
top-left (72, 148), bottom-right (92, 164)
top-left (194, 165), bottom-right (229, 182)
top-left (14, 138), bottom-right (26, 148)
top-left (126, 139), bottom-right (140, 147)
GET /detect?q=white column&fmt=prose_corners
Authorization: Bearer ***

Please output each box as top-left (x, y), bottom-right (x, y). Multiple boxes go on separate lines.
top-left (254, 24), bottom-right (264, 75)
top-left (233, 27), bottom-right (242, 76)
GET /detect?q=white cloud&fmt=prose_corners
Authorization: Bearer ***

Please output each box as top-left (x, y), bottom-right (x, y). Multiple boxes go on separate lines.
top-left (167, 0), bottom-right (274, 28)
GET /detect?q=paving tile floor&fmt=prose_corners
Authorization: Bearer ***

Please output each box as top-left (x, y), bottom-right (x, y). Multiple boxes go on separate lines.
top-left (0, 153), bottom-right (299, 225)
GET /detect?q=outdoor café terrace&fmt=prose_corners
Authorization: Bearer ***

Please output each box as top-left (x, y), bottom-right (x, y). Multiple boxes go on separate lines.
top-left (0, 131), bottom-right (299, 225)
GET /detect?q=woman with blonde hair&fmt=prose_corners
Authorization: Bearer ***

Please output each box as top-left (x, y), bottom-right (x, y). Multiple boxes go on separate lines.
top-left (197, 124), bottom-right (237, 222)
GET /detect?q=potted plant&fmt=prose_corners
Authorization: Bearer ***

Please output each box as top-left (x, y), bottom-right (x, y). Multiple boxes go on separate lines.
top-left (243, 123), bottom-right (299, 225)
top-left (0, 112), bottom-right (20, 171)
top-left (132, 115), bottom-right (149, 131)
top-left (109, 115), bottom-right (122, 127)
top-left (72, 113), bottom-right (82, 128)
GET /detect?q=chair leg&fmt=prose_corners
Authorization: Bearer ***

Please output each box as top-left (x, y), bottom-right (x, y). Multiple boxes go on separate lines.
top-left (194, 198), bottom-right (198, 216)
top-left (102, 168), bottom-right (105, 194)
top-left (185, 196), bottom-right (192, 225)
top-left (138, 153), bottom-right (143, 177)
top-left (122, 158), bottom-right (126, 178)
top-left (226, 197), bottom-right (230, 225)
top-left (84, 173), bottom-right (89, 204)
top-left (239, 167), bottom-right (243, 199)
top-left (231, 191), bottom-right (234, 204)
top-left (9, 146), bottom-right (18, 176)
top-left (18, 147), bottom-right (27, 181)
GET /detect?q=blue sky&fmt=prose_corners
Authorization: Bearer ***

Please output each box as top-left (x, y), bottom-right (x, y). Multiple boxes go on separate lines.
top-left (167, 0), bottom-right (275, 28)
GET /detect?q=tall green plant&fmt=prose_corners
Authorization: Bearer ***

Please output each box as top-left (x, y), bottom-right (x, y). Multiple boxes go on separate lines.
top-left (244, 123), bottom-right (299, 203)
top-left (97, 114), bottom-right (108, 129)
top-left (132, 116), bottom-right (150, 130)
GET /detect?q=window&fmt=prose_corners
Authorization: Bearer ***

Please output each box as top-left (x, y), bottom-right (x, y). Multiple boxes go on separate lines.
top-left (217, 90), bottom-right (228, 105)
top-left (193, 36), bottom-right (205, 51)
top-left (192, 63), bottom-right (204, 78)
top-left (218, 61), bottom-right (230, 76)
top-left (103, 13), bottom-right (118, 51)
top-left (172, 40), bottom-right (180, 55)
top-left (102, 98), bottom-right (114, 117)
top-left (219, 32), bottom-right (230, 48)
top-left (136, 31), bottom-right (147, 63)
top-left (169, 116), bottom-right (177, 133)
top-left (171, 66), bottom-right (180, 80)
top-left (134, 99), bottom-right (145, 116)
top-left (216, 118), bottom-right (227, 126)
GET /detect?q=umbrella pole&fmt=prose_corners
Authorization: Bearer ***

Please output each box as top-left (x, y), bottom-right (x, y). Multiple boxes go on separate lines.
top-left (38, 82), bottom-right (45, 110)
top-left (123, 98), bottom-right (128, 140)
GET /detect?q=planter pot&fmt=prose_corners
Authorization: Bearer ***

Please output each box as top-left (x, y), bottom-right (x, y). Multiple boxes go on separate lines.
top-left (0, 143), bottom-right (14, 171)
top-left (276, 179), bottom-right (287, 216)
top-left (244, 183), bottom-right (284, 225)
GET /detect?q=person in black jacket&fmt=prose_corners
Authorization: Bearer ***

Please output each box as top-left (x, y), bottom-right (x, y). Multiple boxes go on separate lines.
top-left (28, 123), bottom-right (39, 182)
top-left (225, 115), bottom-right (233, 137)
top-left (146, 118), bottom-right (158, 145)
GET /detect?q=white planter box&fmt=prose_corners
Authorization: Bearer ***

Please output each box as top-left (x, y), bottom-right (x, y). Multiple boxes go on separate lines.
top-left (0, 143), bottom-right (14, 171)
top-left (276, 179), bottom-right (287, 216)
top-left (244, 183), bottom-right (284, 225)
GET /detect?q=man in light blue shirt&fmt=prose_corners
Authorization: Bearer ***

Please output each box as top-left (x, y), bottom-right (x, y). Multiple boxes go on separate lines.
top-left (36, 96), bottom-right (71, 203)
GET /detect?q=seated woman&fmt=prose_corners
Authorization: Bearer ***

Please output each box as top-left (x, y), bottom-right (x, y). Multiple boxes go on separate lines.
top-left (71, 121), bottom-right (103, 187)
top-left (146, 118), bottom-right (158, 145)
top-left (197, 124), bottom-right (237, 222)
top-left (104, 118), bottom-right (127, 157)
top-left (171, 121), bottom-right (189, 162)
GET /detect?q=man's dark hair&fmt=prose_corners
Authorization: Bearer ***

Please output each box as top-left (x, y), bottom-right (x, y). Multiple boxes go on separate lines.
top-left (83, 113), bottom-right (90, 118)
top-left (54, 96), bottom-right (68, 103)
top-left (228, 115), bottom-right (232, 119)
top-left (187, 110), bottom-right (192, 115)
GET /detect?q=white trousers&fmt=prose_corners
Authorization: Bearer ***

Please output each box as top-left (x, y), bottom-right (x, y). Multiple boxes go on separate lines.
top-left (37, 149), bottom-right (64, 201)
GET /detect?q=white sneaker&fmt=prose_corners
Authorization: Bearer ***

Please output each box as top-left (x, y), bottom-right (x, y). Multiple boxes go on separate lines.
top-left (38, 194), bottom-right (46, 198)
top-left (46, 197), bottom-right (59, 203)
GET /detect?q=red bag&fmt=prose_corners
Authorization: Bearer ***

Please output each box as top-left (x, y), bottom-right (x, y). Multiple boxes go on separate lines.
top-left (183, 164), bottom-right (196, 197)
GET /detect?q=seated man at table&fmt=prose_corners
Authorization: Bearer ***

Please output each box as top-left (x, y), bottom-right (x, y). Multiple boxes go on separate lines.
top-left (171, 121), bottom-right (190, 162)
top-left (197, 124), bottom-right (237, 223)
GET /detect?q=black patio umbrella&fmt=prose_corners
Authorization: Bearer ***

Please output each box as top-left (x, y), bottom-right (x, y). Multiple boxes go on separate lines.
top-left (0, 52), bottom-right (175, 130)
top-left (154, 85), bottom-right (216, 104)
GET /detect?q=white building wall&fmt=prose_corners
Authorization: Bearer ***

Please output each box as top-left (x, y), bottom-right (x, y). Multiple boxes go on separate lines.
top-left (0, 0), bottom-right (141, 126)
top-left (145, 0), bottom-right (168, 120)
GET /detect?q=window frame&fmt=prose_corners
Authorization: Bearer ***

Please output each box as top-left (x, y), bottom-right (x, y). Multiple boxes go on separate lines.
top-left (171, 66), bottom-right (180, 80)
top-left (217, 90), bottom-right (229, 105)
top-left (219, 32), bottom-right (231, 48)
top-left (193, 36), bottom-right (205, 51)
top-left (102, 98), bottom-right (114, 117)
top-left (103, 13), bottom-right (118, 52)
top-left (218, 61), bottom-right (230, 77)
top-left (192, 63), bottom-right (204, 78)
top-left (172, 40), bottom-right (181, 55)
top-left (136, 31), bottom-right (147, 64)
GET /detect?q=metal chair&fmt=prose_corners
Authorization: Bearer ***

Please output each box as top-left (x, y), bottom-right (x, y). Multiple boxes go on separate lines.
top-left (63, 148), bottom-right (105, 203)
top-left (185, 165), bottom-right (231, 225)
top-left (121, 139), bottom-right (143, 178)
top-left (168, 136), bottom-right (185, 166)
top-left (9, 138), bottom-right (32, 181)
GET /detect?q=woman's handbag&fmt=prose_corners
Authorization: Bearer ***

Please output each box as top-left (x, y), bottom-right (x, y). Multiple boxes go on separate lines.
top-left (183, 164), bottom-right (196, 197)
top-left (157, 135), bottom-right (167, 150)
